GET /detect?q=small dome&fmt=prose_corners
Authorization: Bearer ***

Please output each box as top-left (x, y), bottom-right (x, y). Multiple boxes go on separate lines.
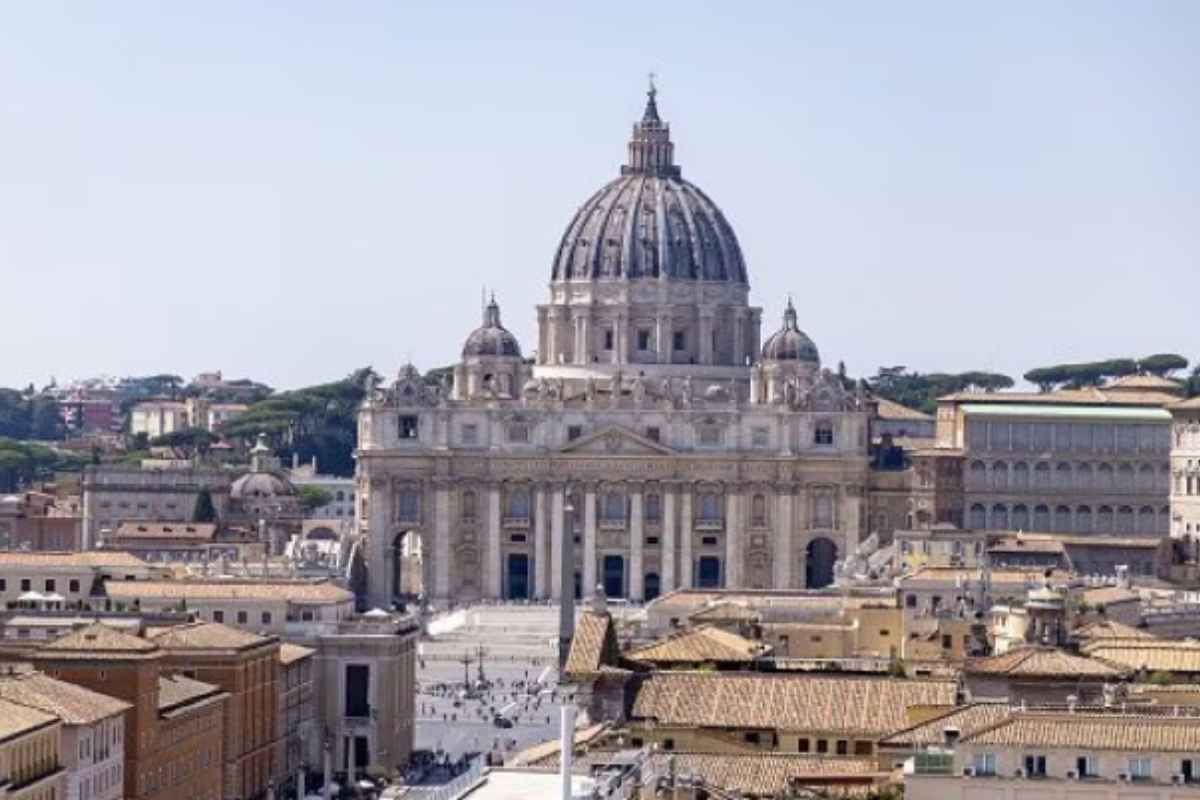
top-left (230, 471), bottom-right (296, 500)
top-left (462, 296), bottom-right (522, 358)
top-left (761, 299), bottom-right (820, 363)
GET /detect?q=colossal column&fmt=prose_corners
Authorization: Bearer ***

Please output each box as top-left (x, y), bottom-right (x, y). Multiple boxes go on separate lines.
top-left (725, 489), bottom-right (741, 588)
top-left (486, 484), bottom-right (502, 598)
top-left (661, 485), bottom-right (677, 592)
top-left (534, 484), bottom-right (549, 599)
top-left (365, 476), bottom-right (391, 609)
top-left (433, 480), bottom-right (451, 601)
top-left (629, 486), bottom-right (644, 601)
top-left (550, 485), bottom-right (565, 601)
top-left (583, 486), bottom-right (598, 597)
top-left (774, 485), bottom-right (794, 589)
top-left (679, 486), bottom-right (693, 589)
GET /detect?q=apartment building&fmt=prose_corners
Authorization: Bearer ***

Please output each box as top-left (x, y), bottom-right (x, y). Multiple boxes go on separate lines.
top-left (0, 696), bottom-right (66, 800)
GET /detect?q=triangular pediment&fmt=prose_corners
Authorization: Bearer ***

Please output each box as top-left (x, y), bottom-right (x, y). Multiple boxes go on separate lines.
top-left (558, 425), bottom-right (677, 456)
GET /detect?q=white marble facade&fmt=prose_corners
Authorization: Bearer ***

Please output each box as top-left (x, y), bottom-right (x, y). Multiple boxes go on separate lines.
top-left (356, 86), bottom-right (873, 608)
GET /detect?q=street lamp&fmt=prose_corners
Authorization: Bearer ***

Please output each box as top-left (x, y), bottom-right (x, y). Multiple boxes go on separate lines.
top-left (558, 498), bottom-right (576, 669)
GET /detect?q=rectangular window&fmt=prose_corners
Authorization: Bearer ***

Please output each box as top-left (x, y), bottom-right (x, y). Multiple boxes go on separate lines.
top-left (644, 427), bottom-right (660, 442)
top-left (698, 426), bottom-right (722, 446)
top-left (1129, 757), bottom-right (1151, 780)
top-left (20, 579), bottom-right (30, 591)
top-left (507, 423), bottom-right (529, 443)
top-left (344, 664), bottom-right (370, 718)
top-left (44, 579), bottom-right (56, 592)
top-left (637, 329), bottom-right (651, 351)
top-left (604, 330), bottom-right (614, 350)
top-left (1076, 755), bottom-right (1095, 778)
top-left (816, 739), bottom-right (828, 754)
top-left (673, 330), bottom-right (686, 351)
top-left (213, 610), bottom-right (224, 623)
top-left (744, 732), bottom-right (761, 745)
top-left (645, 493), bottom-right (661, 522)
top-left (398, 415), bottom-right (419, 439)
top-left (798, 738), bottom-right (810, 753)
top-left (814, 423), bottom-right (834, 445)
top-left (460, 424), bottom-right (478, 445)
top-left (69, 579), bottom-right (80, 593)
top-left (854, 741), bottom-right (873, 756)
top-left (751, 427), bottom-right (769, 448)
top-left (237, 611), bottom-right (248, 624)
top-left (972, 753), bottom-right (996, 776)
top-left (1024, 754), bottom-right (1046, 777)
top-left (398, 491), bottom-right (420, 523)
top-left (262, 612), bottom-right (272, 624)
top-left (836, 740), bottom-right (849, 755)
top-left (662, 738), bottom-right (674, 751)
top-left (567, 425), bottom-right (583, 441)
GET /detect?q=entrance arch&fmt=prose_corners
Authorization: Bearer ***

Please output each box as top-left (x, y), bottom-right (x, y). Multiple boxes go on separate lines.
top-left (392, 530), bottom-right (425, 603)
top-left (805, 537), bottom-right (838, 589)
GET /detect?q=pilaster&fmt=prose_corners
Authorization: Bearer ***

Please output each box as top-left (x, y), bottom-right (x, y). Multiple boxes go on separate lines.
top-left (486, 483), bottom-right (502, 598)
top-left (629, 486), bottom-right (644, 601)
top-left (534, 484), bottom-right (549, 599)
top-left (725, 489), bottom-right (741, 588)
top-left (583, 485), bottom-right (598, 597)
top-left (661, 485), bottom-right (677, 592)
top-left (679, 485), bottom-right (693, 589)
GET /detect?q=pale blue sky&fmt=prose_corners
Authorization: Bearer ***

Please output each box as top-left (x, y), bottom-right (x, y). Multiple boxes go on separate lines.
top-left (2, 2), bottom-right (1197, 390)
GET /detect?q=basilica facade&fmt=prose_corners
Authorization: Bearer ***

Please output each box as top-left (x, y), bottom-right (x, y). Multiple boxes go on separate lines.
top-left (356, 87), bottom-right (874, 608)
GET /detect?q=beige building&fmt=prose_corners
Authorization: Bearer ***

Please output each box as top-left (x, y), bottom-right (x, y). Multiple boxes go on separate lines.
top-left (357, 88), bottom-right (875, 609)
top-left (936, 387), bottom-right (1175, 537)
top-left (1170, 397), bottom-right (1200, 538)
top-left (0, 551), bottom-right (162, 609)
top-left (277, 643), bottom-right (315, 793)
top-left (906, 708), bottom-right (1200, 800)
top-left (0, 670), bottom-right (129, 800)
top-left (82, 465), bottom-right (232, 550)
top-left (0, 696), bottom-right (66, 800)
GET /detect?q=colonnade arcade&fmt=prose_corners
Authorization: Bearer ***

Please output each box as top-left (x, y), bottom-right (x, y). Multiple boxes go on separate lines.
top-left (361, 470), bottom-right (862, 607)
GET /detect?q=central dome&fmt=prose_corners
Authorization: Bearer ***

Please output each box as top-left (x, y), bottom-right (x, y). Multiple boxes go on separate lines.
top-left (550, 86), bottom-right (747, 285)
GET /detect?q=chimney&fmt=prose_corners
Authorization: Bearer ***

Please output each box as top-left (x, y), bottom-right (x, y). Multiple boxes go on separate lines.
top-left (560, 704), bottom-right (576, 800)
top-left (942, 726), bottom-right (961, 747)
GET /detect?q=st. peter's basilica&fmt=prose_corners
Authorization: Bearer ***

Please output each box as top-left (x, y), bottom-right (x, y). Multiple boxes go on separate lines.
top-left (356, 85), bottom-right (879, 608)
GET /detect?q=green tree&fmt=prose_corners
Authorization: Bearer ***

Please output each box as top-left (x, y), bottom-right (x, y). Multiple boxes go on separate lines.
top-left (29, 397), bottom-right (64, 440)
top-left (298, 485), bottom-right (334, 513)
top-left (1138, 353), bottom-right (1189, 377)
top-left (193, 488), bottom-right (217, 522)
top-left (150, 427), bottom-right (216, 457)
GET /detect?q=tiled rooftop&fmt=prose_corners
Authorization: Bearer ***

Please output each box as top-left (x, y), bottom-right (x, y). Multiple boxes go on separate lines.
top-left (279, 642), bottom-right (315, 665)
top-left (112, 522), bottom-right (217, 541)
top-left (0, 551), bottom-right (149, 568)
top-left (150, 621), bottom-right (272, 651)
top-left (627, 625), bottom-right (768, 664)
top-left (564, 611), bottom-right (612, 678)
top-left (1083, 641), bottom-right (1200, 674)
top-left (631, 672), bottom-right (956, 736)
top-left (966, 647), bottom-right (1124, 678)
top-left (0, 696), bottom-right (59, 740)
top-left (104, 579), bottom-right (353, 603)
top-left (0, 671), bottom-right (130, 725)
top-left (879, 703), bottom-right (1011, 748)
top-left (158, 674), bottom-right (224, 712)
top-left (964, 711), bottom-right (1200, 752)
top-left (36, 622), bottom-right (159, 660)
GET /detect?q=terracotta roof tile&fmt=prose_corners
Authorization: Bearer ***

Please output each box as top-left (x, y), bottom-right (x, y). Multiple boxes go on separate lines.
top-left (0, 672), bottom-right (130, 724)
top-left (1083, 641), bottom-right (1200, 673)
top-left (627, 625), bottom-right (769, 664)
top-left (150, 622), bottom-right (272, 651)
top-left (105, 579), bottom-right (353, 603)
top-left (964, 711), bottom-right (1200, 751)
top-left (564, 611), bottom-right (613, 678)
top-left (0, 551), bottom-right (148, 568)
top-left (652, 753), bottom-right (884, 795)
top-left (112, 522), bottom-right (216, 541)
top-left (1072, 620), bottom-right (1155, 643)
top-left (874, 397), bottom-right (934, 422)
top-left (965, 647), bottom-right (1124, 678)
top-left (36, 622), bottom-right (158, 659)
top-left (158, 674), bottom-right (223, 712)
top-left (0, 696), bottom-right (59, 740)
top-left (879, 703), bottom-right (1011, 747)
top-left (631, 672), bottom-right (956, 736)
top-left (279, 643), bottom-right (315, 665)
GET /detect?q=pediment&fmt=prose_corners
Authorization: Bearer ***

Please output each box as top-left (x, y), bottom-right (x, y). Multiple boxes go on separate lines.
top-left (558, 425), bottom-right (677, 456)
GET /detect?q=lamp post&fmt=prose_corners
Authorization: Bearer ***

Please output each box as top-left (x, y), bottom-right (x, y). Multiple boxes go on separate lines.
top-left (558, 498), bottom-right (576, 669)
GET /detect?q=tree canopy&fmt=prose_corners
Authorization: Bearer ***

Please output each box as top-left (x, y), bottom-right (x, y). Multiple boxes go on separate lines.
top-left (1024, 354), bottom-right (1189, 392)
top-left (150, 427), bottom-right (216, 457)
top-left (0, 438), bottom-right (84, 492)
top-left (0, 390), bottom-right (65, 441)
top-left (298, 485), bottom-right (334, 513)
top-left (867, 367), bottom-right (1014, 414)
top-left (222, 367), bottom-right (376, 477)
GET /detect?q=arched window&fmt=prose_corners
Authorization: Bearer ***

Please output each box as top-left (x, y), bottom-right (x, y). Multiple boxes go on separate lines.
top-left (335, 491), bottom-right (345, 502)
top-left (1138, 506), bottom-right (1156, 533)
top-left (814, 422), bottom-right (834, 446)
top-left (1118, 464), bottom-right (1136, 491)
top-left (991, 504), bottom-right (1009, 530)
top-left (1096, 506), bottom-right (1114, 534)
top-left (991, 462), bottom-right (1009, 491)
top-left (1012, 504), bottom-right (1030, 531)
top-left (969, 461), bottom-right (987, 490)
top-left (1034, 462), bottom-right (1051, 489)
top-left (1012, 462), bottom-right (1030, 490)
top-left (1054, 505), bottom-right (1072, 533)
top-left (875, 512), bottom-right (890, 533)
top-left (1055, 463), bottom-right (1072, 490)
top-left (644, 493), bottom-right (661, 523)
top-left (461, 490), bottom-right (477, 522)
top-left (1075, 506), bottom-right (1093, 534)
top-left (751, 494), bottom-right (768, 528)
top-left (1117, 506), bottom-right (1135, 534)
top-left (969, 504), bottom-right (987, 530)
top-left (1137, 464), bottom-right (1156, 492)
top-left (1097, 463), bottom-right (1115, 491)
top-left (1075, 463), bottom-right (1092, 491)
top-left (1033, 505), bottom-right (1051, 532)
